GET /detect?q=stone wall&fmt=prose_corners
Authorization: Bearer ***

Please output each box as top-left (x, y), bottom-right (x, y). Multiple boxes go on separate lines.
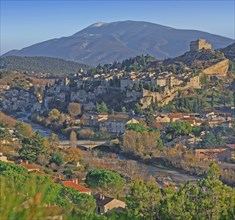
top-left (202, 59), bottom-right (229, 76)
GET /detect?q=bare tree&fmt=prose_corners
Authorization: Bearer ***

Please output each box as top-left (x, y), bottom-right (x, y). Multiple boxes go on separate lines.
top-left (68, 103), bottom-right (81, 117)
top-left (70, 130), bottom-right (77, 148)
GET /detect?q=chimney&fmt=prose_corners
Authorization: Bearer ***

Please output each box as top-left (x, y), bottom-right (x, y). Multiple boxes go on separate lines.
top-left (72, 179), bottom-right (75, 183)
top-left (99, 193), bottom-right (105, 200)
top-left (75, 178), bottom-right (78, 184)
top-left (26, 160), bottom-right (29, 164)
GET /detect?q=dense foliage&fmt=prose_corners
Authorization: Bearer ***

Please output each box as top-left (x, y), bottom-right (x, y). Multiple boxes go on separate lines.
top-left (0, 162), bottom-right (97, 219)
top-left (122, 128), bottom-right (163, 158)
top-left (86, 169), bottom-right (125, 190)
top-left (126, 163), bottom-right (235, 220)
top-left (0, 56), bottom-right (88, 74)
top-left (19, 132), bottom-right (45, 162)
top-left (89, 54), bottom-right (155, 75)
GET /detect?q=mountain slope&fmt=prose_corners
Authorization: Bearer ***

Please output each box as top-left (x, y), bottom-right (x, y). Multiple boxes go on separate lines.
top-left (0, 56), bottom-right (88, 74)
top-left (3, 21), bottom-right (234, 66)
top-left (219, 43), bottom-right (235, 61)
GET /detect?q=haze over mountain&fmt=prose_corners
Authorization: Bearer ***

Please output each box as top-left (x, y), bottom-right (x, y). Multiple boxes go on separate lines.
top-left (3, 21), bottom-right (234, 66)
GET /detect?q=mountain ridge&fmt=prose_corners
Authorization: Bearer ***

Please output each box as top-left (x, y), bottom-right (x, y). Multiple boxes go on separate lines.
top-left (3, 20), bottom-right (234, 66)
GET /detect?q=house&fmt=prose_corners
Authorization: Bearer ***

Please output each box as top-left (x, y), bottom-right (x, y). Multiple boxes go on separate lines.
top-left (99, 113), bottom-right (130, 135)
top-left (94, 193), bottom-right (126, 215)
top-left (168, 113), bottom-right (184, 122)
top-left (194, 148), bottom-right (231, 162)
top-left (126, 118), bottom-right (140, 125)
top-left (226, 144), bottom-right (235, 160)
top-left (19, 161), bottom-right (40, 172)
top-left (155, 114), bottom-right (171, 123)
top-left (0, 152), bottom-right (13, 163)
top-left (62, 179), bottom-right (92, 195)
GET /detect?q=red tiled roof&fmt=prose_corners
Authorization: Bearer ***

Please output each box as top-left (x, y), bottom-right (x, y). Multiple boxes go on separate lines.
top-left (35, 170), bottom-right (45, 175)
top-left (194, 148), bottom-right (228, 153)
top-left (62, 181), bottom-right (91, 193)
top-left (226, 144), bottom-right (235, 149)
top-left (168, 113), bottom-right (183, 119)
top-left (20, 162), bottom-right (39, 171)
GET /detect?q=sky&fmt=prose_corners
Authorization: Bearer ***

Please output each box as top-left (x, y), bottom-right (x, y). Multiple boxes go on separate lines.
top-left (1, 0), bottom-right (234, 54)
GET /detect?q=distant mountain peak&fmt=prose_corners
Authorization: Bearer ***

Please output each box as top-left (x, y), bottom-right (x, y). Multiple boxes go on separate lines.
top-left (91, 22), bottom-right (107, 27)
top-left (3, 20), bottom-right (234, 66)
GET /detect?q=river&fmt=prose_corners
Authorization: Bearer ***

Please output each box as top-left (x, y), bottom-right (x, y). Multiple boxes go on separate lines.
top-left (12, 112), bottom-right (200, 185)
top-left (12, 112), bottom-right (53, 137)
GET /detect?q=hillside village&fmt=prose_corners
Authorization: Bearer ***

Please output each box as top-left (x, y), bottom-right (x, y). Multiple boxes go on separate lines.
top-left (1, 39), bottom-right (235, 219)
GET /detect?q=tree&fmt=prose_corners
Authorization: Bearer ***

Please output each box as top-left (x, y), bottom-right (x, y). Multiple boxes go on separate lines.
top-left (19, 132), bottom-right (45, 162)
top-left (121, 106), bottom-right (126, 113)
top-left (49, 152), bottom-right (63, 166)
top-left (126, 180), bottom-right (161, 220)
top-left (211, 91), bottom-right (215, 108)
top-left (48, 108), bottom-right (60, 121)
top-left (135, 103), bottom-right (143, 115)
top-left (158, 163), bottom-right (235, 220)
top-left (122, 129), bottom-right (163, 158)
top-left (167, 122), bottom-right (192, 139)
top-left (86, 169), bottom-right (125, 191)
top-left (68, 102), bottom-right (81, 117)
top-left (63, 148), bottom-right (83, 163)
top-left (0, 162), bottom-right (105, 219)
top-left (48, 133), bottom-right (59, 150)
top-left (96, 102), bottom-right (108, 113)
top-left (146, 109), bottom-right (154, 126)
top-left (70, 130), bottom-right (77, 148)
top-left (15, 122), bottom-right (33, 138)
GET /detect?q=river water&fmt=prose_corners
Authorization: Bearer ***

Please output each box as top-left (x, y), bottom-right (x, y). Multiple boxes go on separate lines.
top-left (12, 112), bottom-right (199, 185)
top-left (11, 112), bottom-right (53, 137)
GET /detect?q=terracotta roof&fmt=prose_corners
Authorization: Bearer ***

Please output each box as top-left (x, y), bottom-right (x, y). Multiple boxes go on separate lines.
top-left (168, 113), bottom-right (183, 119)
top-left (62, 181), bottom-right (91, 193)
top-left (20, 162), bottom-right (39, 171)
top-left (35, 170), bottom-right (45, 175)
top-left (194, 148), bottom-right (228, 153)
top-left (226, 144), bottom-right (235, 149)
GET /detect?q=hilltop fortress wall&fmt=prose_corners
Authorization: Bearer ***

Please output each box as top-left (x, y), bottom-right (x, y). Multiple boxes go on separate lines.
top-left (190, 39), bottom-right (212, 51)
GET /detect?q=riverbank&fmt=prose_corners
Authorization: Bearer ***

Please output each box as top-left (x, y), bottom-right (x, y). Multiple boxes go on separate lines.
top-left (8, 111), bottom-right (201, 185)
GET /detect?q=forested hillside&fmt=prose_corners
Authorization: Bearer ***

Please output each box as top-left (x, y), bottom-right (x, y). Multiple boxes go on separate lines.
top-left (0, 56), bottom-right (89, 74)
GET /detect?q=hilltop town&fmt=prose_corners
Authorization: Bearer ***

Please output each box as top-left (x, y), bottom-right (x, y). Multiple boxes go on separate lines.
top-left (0, 39), bottom-right (235, 219)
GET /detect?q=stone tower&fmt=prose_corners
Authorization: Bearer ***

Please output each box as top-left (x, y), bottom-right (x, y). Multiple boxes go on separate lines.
top-left (190, 39), bottom-right (212, 51)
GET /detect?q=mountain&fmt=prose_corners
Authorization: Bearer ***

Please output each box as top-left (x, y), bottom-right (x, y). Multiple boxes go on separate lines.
top-left (3, 21), bottom-right (234, 66)
top-left (219, 43), bottom-right (235, 61)
top-left (0, 56), bottom-right (88, 74)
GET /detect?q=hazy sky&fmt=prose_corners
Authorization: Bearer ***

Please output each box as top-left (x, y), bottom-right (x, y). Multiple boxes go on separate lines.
top-left (1, 0), bottom-right (234, 54)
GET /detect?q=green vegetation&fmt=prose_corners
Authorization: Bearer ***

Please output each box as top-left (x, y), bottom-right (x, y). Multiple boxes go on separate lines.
top-left (167, 86), bottom-right (234, 113)
top-left (19, 132), bottom-right (45, 162)
top-left (0, 162), bottom-right (98, 219)
top-left (166, 121), bottom-right (192, 139)
top-left (0, 56), bottom-right (88, 74)
top-left (89, 54), bottom-right (155, 75)
top-left (126, 163), bottom-right (235, 220)
top-left (229, 61), bottom-right (235, 73)
top-left (96, 101), bottom-right (109, 113)
top-left (86, 169), bottom-right (125, 190)
top-left (0, 70), bottom-right (11, 79)
top-left (126, 123), bottom-right (153, 133)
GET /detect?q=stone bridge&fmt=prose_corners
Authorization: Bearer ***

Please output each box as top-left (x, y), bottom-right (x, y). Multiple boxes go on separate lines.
top-left (59, 140), bottom-right (108, 150)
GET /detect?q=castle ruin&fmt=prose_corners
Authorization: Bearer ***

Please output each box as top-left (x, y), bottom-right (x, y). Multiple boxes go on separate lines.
top-left (190, 39), bottom-right (212, 51)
